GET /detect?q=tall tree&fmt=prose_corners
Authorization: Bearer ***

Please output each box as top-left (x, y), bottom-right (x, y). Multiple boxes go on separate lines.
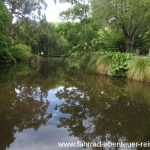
top-left (58, 0), bottom-right (94, 53)
top-left (60, 3), bottom-right (89, 21)
top-left (92, 0), bottom-right (150, 51)
top-left (0, 0), bottom-right (14, 64)
top-left (3, 0), bottom-right (47, 19)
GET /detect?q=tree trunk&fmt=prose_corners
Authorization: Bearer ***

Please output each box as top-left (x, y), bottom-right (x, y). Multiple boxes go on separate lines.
top-left (125, 37), bottom-right (134, 52)
top-left (148, 49), bottom-right (150, 56)
top-left (122, 26), bottom-right (136, 52)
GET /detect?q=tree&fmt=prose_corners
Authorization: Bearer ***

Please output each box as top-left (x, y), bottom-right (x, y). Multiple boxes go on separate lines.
top-left (60, 3), bottom-right (89, 21)
top-left (3, 0), bottom-right (47, 19)
top-left (57, 0), bottom-right (99, 54)
top-left (135, 28), bottom-right (150, 54)
top-left (92, 0), bottom-right (150, 51)
top-left (0, 0), bottom-right (15, 64)
top-left (58, 0), bottom-right (90, 22)
top-left (12, 18), bottom-right (67, 56)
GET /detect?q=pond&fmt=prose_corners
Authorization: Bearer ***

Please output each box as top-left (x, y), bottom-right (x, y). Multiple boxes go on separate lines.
top-left (0, 59), bottom-right (150, 150)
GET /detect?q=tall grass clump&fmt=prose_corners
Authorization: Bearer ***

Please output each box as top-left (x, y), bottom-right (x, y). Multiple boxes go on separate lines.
top-left (86, 54), bottom-right (101, 73)
top-left (127, 57), bottom-right (150, 81)
top-left (80, 51), bottom-right (133, 76)
top-left (80, 52), bottom-right (111, 75)
top-left (95, 54), bottom-right (113, 75)
top-left (80, 52), bottom-right (93, 69)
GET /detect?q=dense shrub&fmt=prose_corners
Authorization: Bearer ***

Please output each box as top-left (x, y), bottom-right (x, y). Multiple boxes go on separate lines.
top-left (11, 44), bottom-right (32, 62)
top-left (107, 52), bottom-right (133, 76)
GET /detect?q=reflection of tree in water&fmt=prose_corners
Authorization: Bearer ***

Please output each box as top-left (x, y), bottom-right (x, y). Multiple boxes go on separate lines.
top-left (1, 59), bottom-right (150, 150)
top-left (0, 59), bottom-right (67, 150)
top-left (56, 74), bottom-right (150, 149)
top-left (39, 58), bottom-right (66, 78)
top-left (0, 60), bottom-right (68, 150)
top-left (0, 84), bottom-right (52, 150)
top-left (57, 87), bottom-right (88, 137)
top-left (0, 99), bottom-right (51, 150)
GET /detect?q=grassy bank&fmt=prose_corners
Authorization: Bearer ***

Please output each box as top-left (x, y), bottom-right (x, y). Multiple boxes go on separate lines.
top-left (78, 51), bottom-right (150, 82)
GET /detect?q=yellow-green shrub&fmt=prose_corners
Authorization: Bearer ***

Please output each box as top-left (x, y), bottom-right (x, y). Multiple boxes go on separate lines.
top-left (11, 43), bottom-right (32, 62)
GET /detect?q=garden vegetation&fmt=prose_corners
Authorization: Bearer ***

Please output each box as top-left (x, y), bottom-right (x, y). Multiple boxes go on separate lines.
top-left (0, 0), bottom-right (150, 81)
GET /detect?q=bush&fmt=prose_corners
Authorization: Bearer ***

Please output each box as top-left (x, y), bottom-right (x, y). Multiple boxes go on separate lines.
top-left (11, 43), bottom-right (32, 62)
top-left (80, 51), bottom-right (133, 76)
top-left (107, 52), bottom-right (133, 76)
top-left (127, 57), bottom-right (150, 81)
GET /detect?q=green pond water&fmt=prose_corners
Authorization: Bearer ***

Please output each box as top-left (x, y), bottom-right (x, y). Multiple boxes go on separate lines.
top-left (0, 59), bottom-right (150, 150)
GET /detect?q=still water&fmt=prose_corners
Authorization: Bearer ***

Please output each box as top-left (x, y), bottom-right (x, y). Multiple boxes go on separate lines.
top-left (0, 59), bottom-right (150, 150)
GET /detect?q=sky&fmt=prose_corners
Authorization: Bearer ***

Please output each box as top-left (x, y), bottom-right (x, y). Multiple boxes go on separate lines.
top-left (44, 0), bottom-right (71, 22)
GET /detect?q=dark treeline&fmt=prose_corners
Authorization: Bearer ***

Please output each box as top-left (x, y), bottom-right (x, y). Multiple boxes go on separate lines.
top-left (0, 0), bottom-right (150, 64)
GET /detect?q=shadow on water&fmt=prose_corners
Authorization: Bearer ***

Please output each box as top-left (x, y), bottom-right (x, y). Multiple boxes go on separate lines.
top-left (0, 59), bottom-right (150, 150)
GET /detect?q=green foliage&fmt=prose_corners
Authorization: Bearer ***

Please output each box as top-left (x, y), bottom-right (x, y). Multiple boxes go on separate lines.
top-left (12, 19), bottom-right (66, 56)
top-left (0, 0), bottom-right (12, 34)
top-left (13, 64), bottom-right (33, 76)
top-left (67, 59), bottom-right (80, 72)
top-left (107, 52), bottom-right (133, 76)
top-left (11, 43), bottom-right (32, 62)
top-left (4, 0), bottom-right (47, 19)
top-left (60, 3), bottom-right (89, 21)
top-left (128, 57), bottom-right (150, 81)
top-left (56, 18), bottom-right (99, 54)
top-left (69, 51), bottom-right (84, 59)
top-left (135, 30), bottom-right (150, 53)
top-left (0, 1), bottom-right (14, 64)
top-left (56, 35), bottom-right (69, 55)
top-left (1, 0), bottom-right (149, 66)
top-left (91, 27), bottom-right (125, 51)
top-left (0, 49), bottom-right (15, 64)
top-left (92, 0), bottom-right (150, 51)
top-left (81, 51), bottom-right (133, 76)
top-left (0, 34), bottom-right (12, 50)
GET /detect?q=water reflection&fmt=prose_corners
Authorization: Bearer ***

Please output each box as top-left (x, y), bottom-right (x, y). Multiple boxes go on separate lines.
top-left (56, 74), bottom-right (150, 149)
top-left (0, 59), bottom-right (150, 150)
top-left (0, 96), bottom-right (51, 150)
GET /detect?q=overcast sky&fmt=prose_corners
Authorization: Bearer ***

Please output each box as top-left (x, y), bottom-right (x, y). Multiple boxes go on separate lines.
top-left (44, 0), bottom-right (71, 22)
